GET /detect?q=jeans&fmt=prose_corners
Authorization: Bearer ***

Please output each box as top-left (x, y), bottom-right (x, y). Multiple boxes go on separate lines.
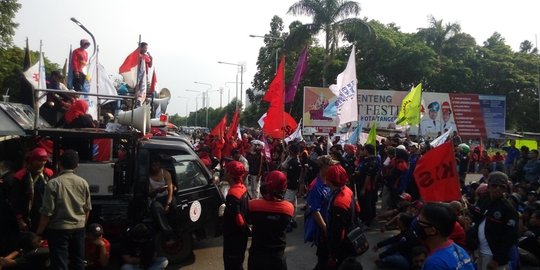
top-left (47, 228), bottom-right (86, 270)
top-left (247, 175), bottom-right (261, 199)
top-left (477, 253), bottom-right (509, 270)
top-left (121, 257), bottom-right (168, 270)
top-left (150, 196), bottom-right (174, 235)
top-left (381, 252), bottom-right (410, 270)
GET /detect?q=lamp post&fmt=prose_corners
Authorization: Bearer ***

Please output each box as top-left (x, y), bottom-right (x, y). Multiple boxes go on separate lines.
top-left (185, 89), bottom-right (203, 127)
top-left (193, 81), bottom-right (212, 128)
top-left (177, 96), bottom-right (189, 126)
top-left (249, 34), bottom-right (281, 73)
top-left (217, 62), bottom-right (244, 108)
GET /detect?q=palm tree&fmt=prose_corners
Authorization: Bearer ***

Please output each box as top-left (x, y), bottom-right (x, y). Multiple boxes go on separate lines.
top-left (286, 0), bottom-right (370, 86)
top-left (417, 15), bottom-right (461, 56)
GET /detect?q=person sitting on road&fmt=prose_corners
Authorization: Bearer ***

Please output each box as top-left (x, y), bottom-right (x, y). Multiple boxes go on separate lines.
top-left (148, 155), bottom-right (175, 240)
top-left (0, 232), bottom-right (49, 270)
top-left (373, 213), bottom-right (420, 270)
top-left (84, 223), bottom-right (110, 270)
top-left (120, 224), bottom-right (168, 270)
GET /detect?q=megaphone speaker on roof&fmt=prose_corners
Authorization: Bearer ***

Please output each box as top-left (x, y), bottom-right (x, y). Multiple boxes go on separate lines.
top-left (153, 88), bottom-right (170, 114)
top-left (117, 104), bottom-right (151, 134)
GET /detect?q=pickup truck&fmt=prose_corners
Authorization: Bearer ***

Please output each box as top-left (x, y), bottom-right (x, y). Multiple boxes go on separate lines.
top-left (0, 102), bottom-right (225, 263)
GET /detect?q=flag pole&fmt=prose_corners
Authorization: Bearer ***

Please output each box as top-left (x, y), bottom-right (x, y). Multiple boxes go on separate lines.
top-left (34, 40), bottom-right (43, 132)
top-left (417, 85), bottom-right (423, 137)
top-left (96, 45), bottom-right (101, 121)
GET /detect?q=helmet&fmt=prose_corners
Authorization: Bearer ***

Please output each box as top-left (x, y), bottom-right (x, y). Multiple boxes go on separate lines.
top-left (263, 170), bottom-right (287, 196)
top-left (325, 164), bottom-right (349, 187)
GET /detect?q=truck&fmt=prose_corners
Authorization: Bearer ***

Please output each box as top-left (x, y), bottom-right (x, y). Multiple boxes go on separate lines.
top-left (0, 102), bottom-right (225, 263)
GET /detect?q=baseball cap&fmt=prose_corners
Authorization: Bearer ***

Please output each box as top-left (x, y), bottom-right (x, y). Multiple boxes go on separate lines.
top-left (488, 171), bottom-right (509, 186)
top-left (428, 101), bottom-right (440, 112)
top-left (87, 223), bottom-right (104, 237)
top-left (399, 193), bottom-right (412, 201)
top-left (28, 147), bottom-right (48, 161)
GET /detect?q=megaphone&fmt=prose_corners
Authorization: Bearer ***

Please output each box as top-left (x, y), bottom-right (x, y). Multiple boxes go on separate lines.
top-left (153, 88), bottom-right (171, 114)
top-left (117, 104), bottom-right (151, 134)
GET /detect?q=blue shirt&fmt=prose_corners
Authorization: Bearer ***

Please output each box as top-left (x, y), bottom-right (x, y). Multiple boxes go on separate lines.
top-left (422, 242), bottom-right (474, 270)
top-left (502, 146), bottom-right (520, 165)
top-left (304, 176), bottom-right (330, 243)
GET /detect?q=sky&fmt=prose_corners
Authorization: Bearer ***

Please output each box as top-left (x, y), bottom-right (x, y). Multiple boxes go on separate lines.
top-left (13, 0), bottom-right (539, 117)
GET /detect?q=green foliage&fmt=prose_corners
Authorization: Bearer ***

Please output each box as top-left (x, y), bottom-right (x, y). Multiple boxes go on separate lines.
top-left (0, 0), bottom-right (20, 50)
top-left (0, 46), bottom-right (59, 102)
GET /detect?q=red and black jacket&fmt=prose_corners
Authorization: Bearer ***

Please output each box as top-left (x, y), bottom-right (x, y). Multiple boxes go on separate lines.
top-left (327, 186), bottom-right (360, 253)
top-left (10, 167), bottom-right (53, 221)
top-left (248, 198), bottom-right (293, 254)
top-left (223, 183), bottom-right (249, 236)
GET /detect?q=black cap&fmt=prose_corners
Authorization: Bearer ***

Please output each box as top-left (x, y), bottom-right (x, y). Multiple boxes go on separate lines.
top-left (87, 223), bottom-right (104, 236)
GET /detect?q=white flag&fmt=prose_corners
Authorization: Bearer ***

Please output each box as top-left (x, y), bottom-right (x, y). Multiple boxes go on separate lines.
top-left (328, 45), bottom-right (357, 126)
top-left (284, 119), bottom-right (303, 143)
top-left (430, 126), bottom-right (454, 148)
top-left (23, 53), bottom-right (47, 107)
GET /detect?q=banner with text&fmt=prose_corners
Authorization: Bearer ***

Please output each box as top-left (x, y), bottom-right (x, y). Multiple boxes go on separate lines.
top-left (303, 87), bottom-right (506, 139)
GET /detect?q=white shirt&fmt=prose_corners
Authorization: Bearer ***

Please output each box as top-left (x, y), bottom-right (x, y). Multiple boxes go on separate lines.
top-left (478, 219), bottom-right (492, 256)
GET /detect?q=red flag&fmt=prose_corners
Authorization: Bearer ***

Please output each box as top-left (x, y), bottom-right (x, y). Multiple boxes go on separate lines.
top-left (226, 109), bottom-right (240, 141)
top-left (211, 115), bottom-right (227, 138)
top-left (263, 57), bottom-right (285, 105)
top-left (414, 142), bottom-right (461, 202)
top-left (262, 57), bottom-right (298, 139)
top-left (119, 48), bottom-right (139, 88)
top-left (263, 107), bottom-right (298, 139)
top-left (149, 70), bottom-right (157, 94)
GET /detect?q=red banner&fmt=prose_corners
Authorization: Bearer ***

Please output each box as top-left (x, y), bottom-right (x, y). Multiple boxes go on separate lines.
top-left (414, 142), bottom-right (461, 202)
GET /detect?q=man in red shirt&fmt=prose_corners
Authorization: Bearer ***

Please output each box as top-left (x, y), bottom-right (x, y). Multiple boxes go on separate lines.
top-left (84, 223), bottom-right (110, 270)
top-left (71, 39), bottom-right (90, 92)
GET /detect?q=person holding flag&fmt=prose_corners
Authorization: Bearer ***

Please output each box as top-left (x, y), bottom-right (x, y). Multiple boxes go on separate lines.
top-left (71, 39), bottom-right (90, 92)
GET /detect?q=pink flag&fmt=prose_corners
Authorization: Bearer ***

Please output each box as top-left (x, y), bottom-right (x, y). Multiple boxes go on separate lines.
top-left (262, 134), bottom-right (272, 162)
top-left (285, 46), bottom-right (308, 103)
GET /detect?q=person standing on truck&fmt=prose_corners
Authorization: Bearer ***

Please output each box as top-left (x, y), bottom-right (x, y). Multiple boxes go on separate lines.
top-left (36, 149), bottom-right (92, 270)
top-left (247, 170), bottom-right (294, 270)
top-left (223, 161), bottom-right (249, 270)
top-left (10, 147), bottom-right (53, 233)
top-left (148, 155), bottom-right (175, 240)
top-left (71, 39), bottom-right (90, 92)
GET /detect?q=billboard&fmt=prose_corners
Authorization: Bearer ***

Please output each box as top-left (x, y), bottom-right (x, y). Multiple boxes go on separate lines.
top-left (303, 86), bottom-right (506, 139)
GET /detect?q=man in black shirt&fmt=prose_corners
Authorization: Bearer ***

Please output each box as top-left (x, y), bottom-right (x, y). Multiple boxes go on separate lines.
top-left (280, 143), bottom-right (302, 232)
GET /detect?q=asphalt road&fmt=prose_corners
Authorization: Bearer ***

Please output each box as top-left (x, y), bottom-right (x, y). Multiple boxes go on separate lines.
top-left (169, 196), bottom-right (395, 270)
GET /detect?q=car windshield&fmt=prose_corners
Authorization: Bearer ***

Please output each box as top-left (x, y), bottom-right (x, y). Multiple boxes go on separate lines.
top-left (172, 157), bottom-right (208, 189)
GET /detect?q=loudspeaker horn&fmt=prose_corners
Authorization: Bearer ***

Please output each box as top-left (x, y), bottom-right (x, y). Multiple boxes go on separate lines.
top-left (117, 104), bottom-right (151, 134)
top-left (153, 88), bottom-right (171, 114)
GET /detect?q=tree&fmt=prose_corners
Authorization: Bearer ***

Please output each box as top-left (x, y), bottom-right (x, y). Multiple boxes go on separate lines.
top-left (416, 15), bottom-right (461, 56)
top-left (0, 46), bottom-right (60, 103)
top-left (286, 0), bottom-right (370, 86)
top-left (0, 0), bottom-right (20, 50)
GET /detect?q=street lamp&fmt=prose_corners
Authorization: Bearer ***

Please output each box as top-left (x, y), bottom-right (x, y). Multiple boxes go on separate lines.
top-left (177, 96), bottom-right (189, 126)
top-left (249, 34), bottom-right (281, 73)
top-left (217, 62), bottom-right (244, 108)
top-left (185, 89), bottom-right (203, 127)
top-left (194, 81), bottom-right (212, 128)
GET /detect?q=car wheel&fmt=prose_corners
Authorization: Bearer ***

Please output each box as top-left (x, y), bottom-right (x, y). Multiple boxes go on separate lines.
top-left (155, 231), bottom-right (194, 264)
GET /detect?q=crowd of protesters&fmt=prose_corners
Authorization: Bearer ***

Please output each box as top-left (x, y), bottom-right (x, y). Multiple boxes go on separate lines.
top-left (192, 128), bottom-right (540, 270)
top-left (1, 122), bottom-right (539, 269)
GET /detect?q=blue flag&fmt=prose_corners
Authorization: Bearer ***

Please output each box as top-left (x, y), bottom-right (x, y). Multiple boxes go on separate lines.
top-left (348, 121), bottom-right (364, 144)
